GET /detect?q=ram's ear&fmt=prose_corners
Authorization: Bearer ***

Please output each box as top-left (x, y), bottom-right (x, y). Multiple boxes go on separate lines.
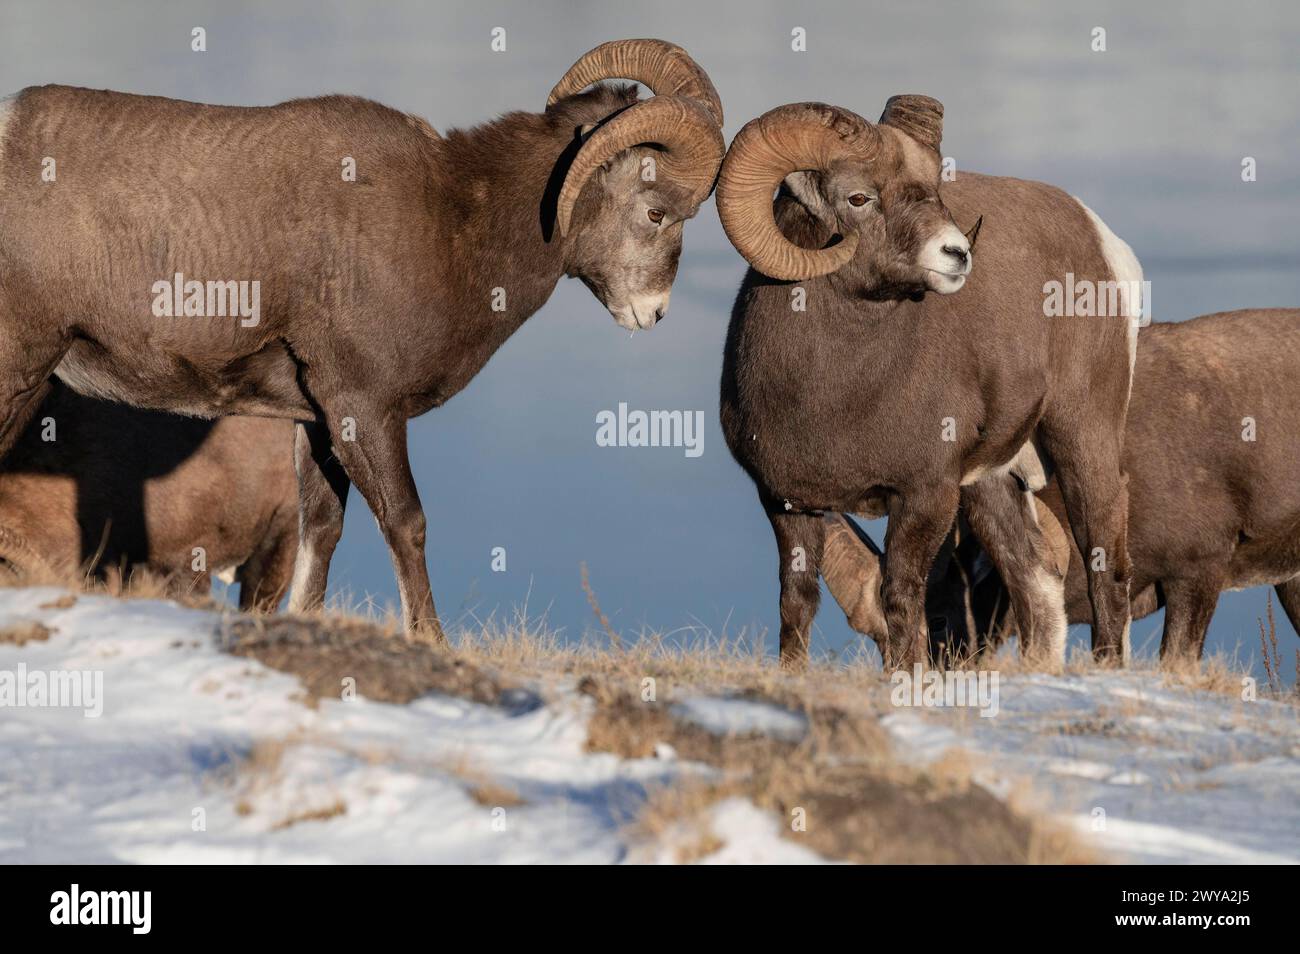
top-left (598, 146), bottom-right (644, 181)
top-left (782, 170), bottom-right (832, 221)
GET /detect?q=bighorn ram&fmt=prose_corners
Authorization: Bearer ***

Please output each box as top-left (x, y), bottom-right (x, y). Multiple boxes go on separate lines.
top-left (717, 100), bottom-right (1142, 667)
top-left (0, 381), bottom-right (297, 609)
top-left (0, 39), bottom-right (725, 639)
top-left (824, 309), bottom-right (1300, 663)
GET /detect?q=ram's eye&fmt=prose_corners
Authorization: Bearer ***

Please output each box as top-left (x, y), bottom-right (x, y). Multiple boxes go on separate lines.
top-left (647, 208), bottom-right (665, 224)
top-left (848, 193), bottom-right (870, 207)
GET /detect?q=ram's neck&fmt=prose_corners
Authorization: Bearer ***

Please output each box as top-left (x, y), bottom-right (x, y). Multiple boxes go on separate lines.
top-left (434, 111), bottom-right (576, 326)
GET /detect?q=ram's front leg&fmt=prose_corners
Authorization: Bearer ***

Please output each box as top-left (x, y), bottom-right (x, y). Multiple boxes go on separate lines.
top-left (294, 354), bottom-right (443, 644)
top-left (767, 505), bottom-right (826, 669)
top-left (881, 484), bottom-right (960, 669)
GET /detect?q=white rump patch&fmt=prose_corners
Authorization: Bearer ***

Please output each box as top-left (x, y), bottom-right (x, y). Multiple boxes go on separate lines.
top-left (1073, 198), bottom-right (1145, 393)
top-left (1007, 439), bottom-right (1047, 491)
top-left (961, 439), bottom-right (1048, 490)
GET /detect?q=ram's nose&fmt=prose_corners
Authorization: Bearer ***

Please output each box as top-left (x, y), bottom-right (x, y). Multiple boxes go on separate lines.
top-left (941, 243), bottom-right (970, 272)
top-left (919, 224), bottom-right (974, 293)
top-left (613, 292), bottom-right (671, 331)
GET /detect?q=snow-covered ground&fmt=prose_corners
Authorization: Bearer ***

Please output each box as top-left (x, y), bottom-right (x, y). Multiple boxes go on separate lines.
top-left (0, 588), bottom-right (809, 864)
top-left (883, 672), bottom-right (1300, 864)
top-left (3, 586), bottom-right (1296, 864)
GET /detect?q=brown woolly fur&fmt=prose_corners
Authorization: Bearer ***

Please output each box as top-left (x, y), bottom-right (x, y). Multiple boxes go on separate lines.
top-left (0, 40), bottom-right (724, 642)
top-left (0, 382), bottom-right (296, 610)
top-left (844, 310), bottom-right (1300, 664)
top-left (719, 98), bottom-right (1139, 669)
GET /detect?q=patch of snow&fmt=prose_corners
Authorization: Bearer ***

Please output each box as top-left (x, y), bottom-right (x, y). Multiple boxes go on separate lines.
top-left (882, 671), bottom-right (1300, 864)
top-left (631, 796), bottom-right (829, 865)
top-left (878, 712), bottom-right (966, 763)
top-left (671, 695), bottom-right (807, 742)
top-left (697, 798), bottom-right (829, 865)
top-left (1043, 758), bottom-right (1115, 780)
top-left (0, 588), bottom-right (820, 864)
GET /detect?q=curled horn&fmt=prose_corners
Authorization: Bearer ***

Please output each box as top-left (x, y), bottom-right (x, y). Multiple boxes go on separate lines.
top-left (878, 93), bottom-right (944, 153)
top-left (547, 38), bottom-right (723, 126)
top-left (554, 98), bottom-right (724, 238)
top-left (716, 103), bottom-right (881, 281)
top-left (550, 39), bottom-right (725, 238)
top-left (821, 514), bottom-right (887, 650)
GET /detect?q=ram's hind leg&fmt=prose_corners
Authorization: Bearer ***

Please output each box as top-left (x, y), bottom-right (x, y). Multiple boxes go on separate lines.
top-left (962, 473), bottom-right (1068, 668)
top-left (239, 522), bottom-right (298, 613)
top-left (1045, 430), bottom-right (1132, 665)
top-left (1159, 574), bottom-right (1221, 663)
top-left (287, 420), bottom-right (350, 614)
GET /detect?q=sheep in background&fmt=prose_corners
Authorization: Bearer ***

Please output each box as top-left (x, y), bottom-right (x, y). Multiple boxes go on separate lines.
top-left (0, 381), bottom-right (297, 609)
top-left (822, 308), bottom-right (1300, 664)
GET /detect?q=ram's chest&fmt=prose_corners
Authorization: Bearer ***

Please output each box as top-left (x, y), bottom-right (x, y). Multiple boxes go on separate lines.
top-left (724, 347), bottom-right (1043, 513)
top-left (726, 373), bottom-right (922, 511)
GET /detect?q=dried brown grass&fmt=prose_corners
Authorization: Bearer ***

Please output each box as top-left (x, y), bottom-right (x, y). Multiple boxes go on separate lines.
top-left (219, 613), bottom-right (506, 708)
top-left (0, 620), bottom-right (54, 645)
top-left (226, 735), bottom-right (350, 830)
top-left (439, 755), bottom-right (527, 809)
top-left (580, 677), bottom-right (1095, 865)
top-left (199, 602), bottom-right (1094, 863)
top-left (1257, 593), bottom-right (1300, 698)
top-left (0, 557), bottom-right (224, 611)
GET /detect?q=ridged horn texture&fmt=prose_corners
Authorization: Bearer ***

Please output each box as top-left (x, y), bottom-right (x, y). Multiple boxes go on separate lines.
top-left (716, 103), bottom-right (881, 281)
top-left (555, 97), bottom-right (724, 237)
top-left (551, 40), bottom-right (726, 238)
top-left (547, 38), bottom-right (724, 126)
top-left (821, 514), bottom-right (886, 639)
top-left (1033, 499), bottom-right (1072, 579)
top-left (878, 94), bottom-right (944, 153)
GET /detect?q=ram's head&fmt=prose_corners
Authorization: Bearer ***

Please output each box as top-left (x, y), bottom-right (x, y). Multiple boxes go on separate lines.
top-left (549, 39), bottom-right (725, 330)
top-left (717, 97), bottom-right (976, 297)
